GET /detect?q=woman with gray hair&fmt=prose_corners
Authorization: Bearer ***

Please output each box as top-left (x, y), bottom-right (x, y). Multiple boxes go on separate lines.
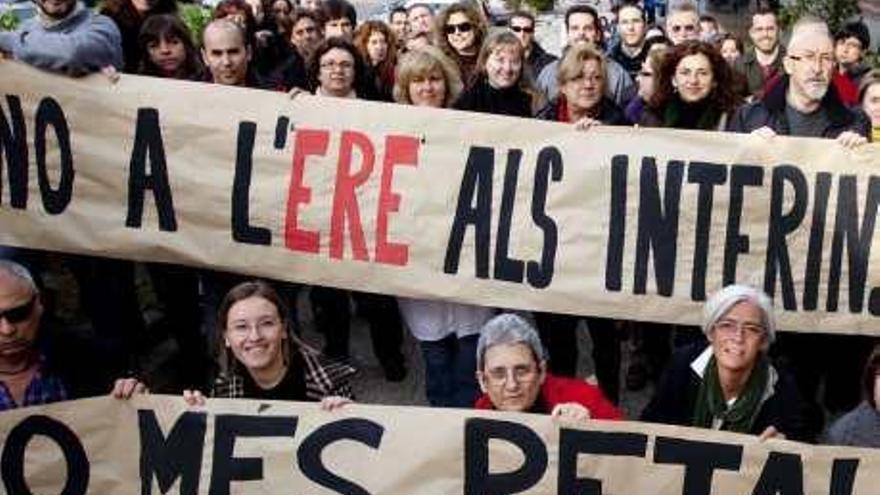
top-left (474, 314), bottom-right (621, 421)
top-left (641, 285), bottom-right (815, 441)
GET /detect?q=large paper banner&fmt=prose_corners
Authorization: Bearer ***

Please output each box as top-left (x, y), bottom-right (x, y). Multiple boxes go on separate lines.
top-left (1, 61), bottom-right (880, 333)
top-left (0, 396), bottom-right (878, 494)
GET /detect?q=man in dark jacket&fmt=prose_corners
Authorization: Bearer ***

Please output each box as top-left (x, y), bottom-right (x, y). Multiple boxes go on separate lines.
top-left (607, 2), bottom-right (648, 80)
top-left (734, 7), bottom-right (784, 97)
top-left (729, 16), bottom-right (870, 145)
top-left (508, 11), bottom-right (556, 81)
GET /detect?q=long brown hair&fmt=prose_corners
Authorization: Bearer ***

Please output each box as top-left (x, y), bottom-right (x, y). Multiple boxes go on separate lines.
top-left (353, 21), bottom-right (398, 88)
top-left (138, 14), bottom-right (203, 79)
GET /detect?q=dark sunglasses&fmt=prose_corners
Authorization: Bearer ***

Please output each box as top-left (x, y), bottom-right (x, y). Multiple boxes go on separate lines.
top-left (510, 25), bottom-right (534, 33)
top-left (444, 22), bottom-right (473, 35)
top-left (0, 296), bottom-right (36, 325)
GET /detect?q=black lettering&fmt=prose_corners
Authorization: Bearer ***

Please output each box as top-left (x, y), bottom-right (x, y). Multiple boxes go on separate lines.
top-left (209, 414), bottom-right (298, 495)
top-left (444, 146), bottom-right (494, 278)
top-left (297, 418), bottom-right (383, 495)
top-left (1, 415), bottom-right (89, 495)
top-left (803, 173), bottom-right (832, 311)
top-left (34, 97), bottom-right (74, 215)
top-left (558, 429), bottom-right (647, 495)
top-left (653, 436), bottom-right (742, 495)
top-left (751, 452), bottom-right (803, 495)
top-left (634, 158), bottom-right (684, 296)
top-left (827, 176), bottom-right (880, 312)
top-left (273, 116), bottom-right (289, 149)
top-left (125, 108), bottom-right (177, 231)
top-left (527, 146), bottom-right (563, 289)
top-left (0, 95), bottom-right (29, 208)
top-left (232, 121), bottom-right (271, 245)
top-left (494, 149), bottom-right (525, 282)
top-left (764, 166), bottom-right (807, 310)
top-left (687, 162), bottom-right (727, 301)
top-left (464, 418), bottom-right (547, 495)
top-left (723, 165), bottom-right (763, 284)
top-left (606, 155), bottom-right (627, 291)
top-left (138, 409), bottom-right (206, 495)
top-left (829, 458), bottom-right (859, 495)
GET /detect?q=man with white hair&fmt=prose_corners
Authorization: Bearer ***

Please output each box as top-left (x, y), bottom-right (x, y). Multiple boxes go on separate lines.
top-left (729, 16), bottom-right (870, 146)
top-left (665, 0), bottom-right (700, 46)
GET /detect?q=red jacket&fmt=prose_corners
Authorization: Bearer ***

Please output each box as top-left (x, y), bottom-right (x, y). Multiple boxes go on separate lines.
top-left (474, 374), bottom-right (623, 420)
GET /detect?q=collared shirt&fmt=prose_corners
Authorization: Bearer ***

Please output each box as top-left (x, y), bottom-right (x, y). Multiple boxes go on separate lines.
top-left (0, 357), bottom-right (68, 411)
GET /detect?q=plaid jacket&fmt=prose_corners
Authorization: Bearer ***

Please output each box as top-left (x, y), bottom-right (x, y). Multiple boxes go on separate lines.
top-left (0, 356), bottom-right (67, 411)
top-left (211, 340), bottom-right (356, 400)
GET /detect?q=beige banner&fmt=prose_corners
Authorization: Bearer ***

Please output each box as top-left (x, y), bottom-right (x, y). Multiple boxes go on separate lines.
top-left (1, 61), bottom-right (879, 334)
top-left (0, 395), bottom-right (878, 494)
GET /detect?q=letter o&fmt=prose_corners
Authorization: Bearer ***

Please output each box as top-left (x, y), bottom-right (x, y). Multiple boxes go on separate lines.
top-left (1, 415), bottom-right (89, 495)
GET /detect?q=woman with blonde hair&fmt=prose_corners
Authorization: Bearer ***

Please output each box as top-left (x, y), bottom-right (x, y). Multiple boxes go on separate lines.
top-left (453, 30), bottom-right (542, 117)
top-left (394, 45), bottom-right (463, 107)
top-left (434, 2), bottom-right (488, 85)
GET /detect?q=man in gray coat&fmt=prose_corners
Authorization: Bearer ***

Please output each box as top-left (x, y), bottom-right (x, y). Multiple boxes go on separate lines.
top-left (0, 0), bottom-right (122, 75)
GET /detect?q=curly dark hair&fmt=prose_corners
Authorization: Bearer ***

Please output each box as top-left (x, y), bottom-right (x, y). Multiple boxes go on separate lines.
top-left (649, 40), bottom-right (741, 114)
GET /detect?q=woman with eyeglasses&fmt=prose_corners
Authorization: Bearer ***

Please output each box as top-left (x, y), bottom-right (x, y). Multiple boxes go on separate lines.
top-left (638, 40), bottom-right (741, 130)
top-left (453, 30), bottom-right (542, 117)
top-left (474, 314), bottom-right (621, 420)
top-left (354, 21), bottom-right (398, 100)
top-left (641, 285), bottom-right (815, 442)
top-left (308, 37), bottom-right (379, 99)
top-left (181, 281), bottom-right (354, 406)
top-left (435, 2), bottom-right (487, 86)
top-left (536, 44), bottom-right (629, 127)
top-left (624, 45), bottom-right (667, 124)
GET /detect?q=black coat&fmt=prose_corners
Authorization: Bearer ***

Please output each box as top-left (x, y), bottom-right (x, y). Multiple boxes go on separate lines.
top-left (535, 96), bottom-right (630, 126)
top-left (452, 77), bottom-right (533, 118)
top-left (640, 343), bottom-right (817, 443)
top-left (727, 75), bottom-right (871, 139)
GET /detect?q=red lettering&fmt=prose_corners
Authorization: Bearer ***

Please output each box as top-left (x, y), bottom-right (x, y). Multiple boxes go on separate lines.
top-left (375, 135), bottom-right (418, 266)
top-left (329, 131), bottom-right (373, 260)
top-left (284, 128), bottom-right (329, 253)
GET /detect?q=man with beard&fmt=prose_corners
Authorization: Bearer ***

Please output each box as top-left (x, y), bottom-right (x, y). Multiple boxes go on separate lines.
top-left (729, 16), bottom-right (870, 436)
top-left (735, 7), bottom-right (783, 96)
top-left (0, 0), bottom-right (121, 74)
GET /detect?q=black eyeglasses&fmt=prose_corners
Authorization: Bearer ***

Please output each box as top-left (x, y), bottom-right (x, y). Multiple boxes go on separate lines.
top-left (510, 25), bottom-right (534, 33)
top-left (444, 22), bottom-right (473, 34)
top-left (0, 296), bottom-right (36, 325)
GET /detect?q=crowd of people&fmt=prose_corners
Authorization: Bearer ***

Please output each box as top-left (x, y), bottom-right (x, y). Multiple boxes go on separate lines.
top-left (0, 0), bottom-right (879, 451)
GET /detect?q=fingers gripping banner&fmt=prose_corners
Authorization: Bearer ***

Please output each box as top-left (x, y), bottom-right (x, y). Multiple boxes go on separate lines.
top-left (1, 61), bottom-right (880, 334)
top-left (0, 396), bottom-right (878, 494)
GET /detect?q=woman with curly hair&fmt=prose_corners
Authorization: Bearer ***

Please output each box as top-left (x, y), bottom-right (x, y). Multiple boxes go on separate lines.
top-left (453, 30), bottom-right (542, 117)
top-left (308, 37), bottom-right (380, 100)
top-left (639, 40), bottom-right (741, 130)
top-left (354, 21), bottom-right (398, 100)
top-left (434, 2), bottom-right (487, 86)
top-left (137, 14), bottom-right (203, 80)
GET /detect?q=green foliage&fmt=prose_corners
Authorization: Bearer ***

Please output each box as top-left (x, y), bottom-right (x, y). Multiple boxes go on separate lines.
top-left (522, 0), bottom-right (552, 14)
top-left (179, 3), bottom-right (212, 44)
top-left (0, 10), bottom-right (20, 31)
top-left (778, 0), bottom-right (859, 34)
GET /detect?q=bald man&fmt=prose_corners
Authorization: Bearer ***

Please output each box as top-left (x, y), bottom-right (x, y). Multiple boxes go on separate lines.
top-left (202, 19), bottom-right (253, 86)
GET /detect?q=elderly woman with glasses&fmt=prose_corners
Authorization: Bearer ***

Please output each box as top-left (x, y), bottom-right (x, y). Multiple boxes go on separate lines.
top-left (641, 285), bottom-right (815, 442)
top-left (474, 314), bottom-right (622, 421)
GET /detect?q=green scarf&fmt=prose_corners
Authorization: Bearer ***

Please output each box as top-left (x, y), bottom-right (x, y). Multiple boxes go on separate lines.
top-left (662, 97), bottom-right (722, 130)
top-left (692, 354), bottom-right (769, 434)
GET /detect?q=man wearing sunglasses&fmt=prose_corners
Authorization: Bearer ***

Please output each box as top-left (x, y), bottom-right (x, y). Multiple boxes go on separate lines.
top-left (0, 260), bottom-right (66, 410)
top-left (508, 10), bottom-right (556, 81)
